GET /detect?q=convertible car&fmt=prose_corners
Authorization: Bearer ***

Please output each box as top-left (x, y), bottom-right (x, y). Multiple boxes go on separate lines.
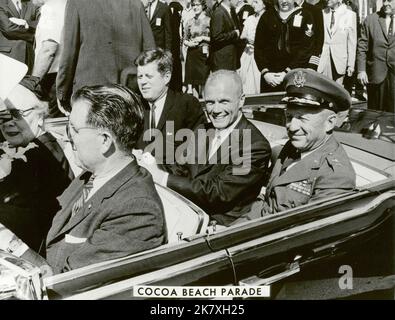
top-left (1, 93), bottom-right (394, 300)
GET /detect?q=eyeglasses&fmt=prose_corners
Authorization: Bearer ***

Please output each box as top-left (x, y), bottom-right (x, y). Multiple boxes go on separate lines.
top-left (0, 108), bottom-right (35, 124)
top-left (66, 122), bottom-right (98, 150)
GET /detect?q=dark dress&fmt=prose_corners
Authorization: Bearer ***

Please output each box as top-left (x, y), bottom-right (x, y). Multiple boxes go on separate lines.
top-left (184, 13), bottom-right (211, 86)
top-left (168, 1), bottom-right (183, 92)
top-left (0, 132), bottom-right (73, 254)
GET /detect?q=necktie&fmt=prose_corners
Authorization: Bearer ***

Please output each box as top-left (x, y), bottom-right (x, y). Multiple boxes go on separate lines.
top-left (71, 175), bottom-right (95, 217)
top-left (389, 15), bottom-right (394, 37)
top-left (147, 2), bottom-right (152, 20)
top-left (330, 10), bottom-right (335, 31)
top-left (15, 0), bottom-right (21, 15)
top-left (150, 104), bottom-right (156, 141)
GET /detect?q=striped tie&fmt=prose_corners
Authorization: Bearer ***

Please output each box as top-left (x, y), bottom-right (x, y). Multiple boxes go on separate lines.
top-left (71, 175), bottom-right (95, 217)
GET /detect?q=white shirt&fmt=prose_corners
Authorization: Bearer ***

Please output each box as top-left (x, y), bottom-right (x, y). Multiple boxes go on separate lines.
top-left (34, 0), bottom-right (66, 73)
top-left (208, 113), bottom-right (243, 160)
top-left (148, 0), bottom-right (158, 20)
top-left (149, 90), bottom-right (167, 127)
top-left (386, 14), bottom-right (394, 34)
top-left (11, 0), bottom-right (22, 13)
top-left (86, 159), bottom-right (133, 201)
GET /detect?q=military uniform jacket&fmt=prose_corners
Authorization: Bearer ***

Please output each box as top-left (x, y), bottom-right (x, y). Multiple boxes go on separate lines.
top-left (265, 136), bottom-right (356, 213)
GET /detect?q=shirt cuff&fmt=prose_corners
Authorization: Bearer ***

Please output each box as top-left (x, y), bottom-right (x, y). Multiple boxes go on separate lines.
top-left (12, 242), bottom-right (29, 257)
top-left (161, 172), bottom-right (169, 186)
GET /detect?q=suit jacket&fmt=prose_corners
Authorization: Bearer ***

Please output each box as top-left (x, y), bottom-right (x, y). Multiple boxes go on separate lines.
top-left (318, 4), bottom-right (357, 75)
top-left (44, 161), bottom-right (166, 274)
top-left (149, 0), bottom-right (172, 51)
top-left (56, 0), bottom-right (155, 107)
top-left (210, 4), bottom-right (240, 71)
top-left (136, 89), bottom-right (206, 164)
top-left (265, 136), bottom-right (355, 214)
top-left (357, 11), bottom-right (395, 84)
top-left (0, 132), bottom-right (72, 252)
top-left (0, 0), bottom-right (40, 72)
top-left (165, 115), bottom-right (272, 226)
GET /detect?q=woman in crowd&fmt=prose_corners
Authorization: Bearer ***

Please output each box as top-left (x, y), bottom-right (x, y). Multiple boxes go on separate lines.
top-left (184, 0), bottom-right (211, 98)
top-left (254, 0), bottom-right (315, 92)
top-left (238, 0), bottom-right (266, 94)
top-left (0, 84), bottom-right (72, 254)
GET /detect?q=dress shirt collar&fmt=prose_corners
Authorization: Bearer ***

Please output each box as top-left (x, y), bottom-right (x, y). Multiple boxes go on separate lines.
top-left (149, 89), bottom-right (168, 125)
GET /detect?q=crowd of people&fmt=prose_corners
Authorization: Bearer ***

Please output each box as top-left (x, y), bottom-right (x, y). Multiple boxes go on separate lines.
top-left (0, 0), bottom-right (392, 276)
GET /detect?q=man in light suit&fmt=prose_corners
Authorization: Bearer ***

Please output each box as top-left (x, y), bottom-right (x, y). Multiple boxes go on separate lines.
top-left (318, 0), bottom-right (357, 85)
top-left (142, 0), bottom-right (173, 51)
top-left (210, 0), bottom-right (241, 71)
top-left (0, 85), bottom-right (167, 275)
top-left (56, 0), bottom-right (156, 112)
top-left (138, 70), bottom-right (272, 226)
top-left (357, 0), bottom-right (395, 112)
top-left (0, 0), bottom-right (40, 73)
top-left (135, 48), bottom-right (206, 165)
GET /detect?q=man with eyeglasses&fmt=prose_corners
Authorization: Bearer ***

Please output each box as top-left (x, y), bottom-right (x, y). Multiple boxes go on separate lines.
top-left (0, 84), bottom-right (167, 275)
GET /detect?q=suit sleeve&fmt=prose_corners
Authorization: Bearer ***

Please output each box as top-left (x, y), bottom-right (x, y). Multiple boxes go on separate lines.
top-left (308, 7), bottom-right (324, 70)
top-left (140, 3), bottom-right (155, 50)
top-left (163, 5), bottom-right (172, 51)
top-left (254, 14), bottom-right (269, 73)
top-left (167, 132), bottom-right (271, 215)
top-left (25, 4), bottom-right (41, 29)
top-left (210, 12), bottom-right (238, 45)
top-left (60, 197), bottom-right (165, 272)
top-left (184, 95), bottom-right (206, 131)
top-left (347, 11), bottom-right (357, 69)
top-left (0, 6), bottom-right (34, 42)
top-left (356, 16), bottom-right (368, 73)
top-left (56, 0), bottom-right (80, 105)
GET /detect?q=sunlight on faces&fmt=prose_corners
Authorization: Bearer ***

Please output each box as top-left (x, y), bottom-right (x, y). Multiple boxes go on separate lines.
top-left (278, 0), bottom-right (294, 12)
top-left (383, 0), bottom-right (395, 14)
top-left (0, 85), bottom-right (45, 147)
top-left (69, 99), bottom-right (112, 172)
top-left (204, 75), bottom-right (244, 130)
top-left (137, 62), bottom-right (171, 103)
top-left (285, 105), bottom-right (337, 152)
top-left (252, 0), bottom-right (265, 13)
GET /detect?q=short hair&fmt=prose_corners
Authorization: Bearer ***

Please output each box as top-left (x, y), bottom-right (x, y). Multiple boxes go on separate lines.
top-left (204, 70), bottom-right (243, 96)
top-left (71, 85), bottom-right (144, 154)
top-left (135, 48), bottom-right (173, 75)
top-left (192, 0), bottom-right (207, 11)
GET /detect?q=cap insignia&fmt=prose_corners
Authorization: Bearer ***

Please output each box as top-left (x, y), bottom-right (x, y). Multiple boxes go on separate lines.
top-left (293, 71), bottom-right (306, 88)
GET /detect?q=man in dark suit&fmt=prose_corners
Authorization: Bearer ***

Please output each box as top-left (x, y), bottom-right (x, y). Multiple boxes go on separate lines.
top-left (0, 85), bottom-right (167, 275)
top-left (143, 0), bottom-right (173, 51)
top-left (135, 48), bottom-right (206, 165)
top-left (56, 0), bottom-right (155, 112)
top-left (138, 70), bottom-right (272, 226)
top-left (210, 0), bottom-right (241, 71)
top-left (168, 0), bottom-right (183, 91)
top-left (0, 0), bottom-right (40, 73)
top-left (357, 1), bottom-right (395, 112)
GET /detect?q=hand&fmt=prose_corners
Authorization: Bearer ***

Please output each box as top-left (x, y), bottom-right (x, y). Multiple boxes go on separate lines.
top-left (264, 73), bottom-right (281, 87)
top-left (275, 72), bottom-right (286, 84)
top-left (357, 71), bottom-right (369, 86)
top-left (136, 152), bottom-right (167, 184)
top-left (346, 67), bottom-right (354, 77)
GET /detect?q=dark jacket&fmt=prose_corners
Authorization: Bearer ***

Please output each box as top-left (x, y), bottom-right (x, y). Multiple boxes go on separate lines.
top-left (165, 115), bottom-right (272, 226)
top-left (150, 0), bottom-right (172, 51)
top-left (210, 4), bottom-right (240, 71)
top-left (0, 0), bottom-right (40, 73)
top-left (254, 7), bottom-right (315, 73)
top-left (56, 0), bottom-right (155, 108)
top-left (44, 161), bottom-right (166, 274)
top-left (0, 132), bottom-right (72, 252)
top-left (136, 89), bottom-right (206, 165)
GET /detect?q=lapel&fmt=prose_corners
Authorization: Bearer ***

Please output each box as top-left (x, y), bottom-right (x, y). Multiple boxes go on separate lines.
top-left (331, 5), bottom-right (346, 37)
top-left (7, 0), bottom-right (20, 18)
top-left (220, 5), bottom-right (236, 30)
top-left (378, 13), bottom-right (389, 42)
top-left (47, 162), bottom-right (139, 244)
top-left (156, 89), bottom-right (175, 131)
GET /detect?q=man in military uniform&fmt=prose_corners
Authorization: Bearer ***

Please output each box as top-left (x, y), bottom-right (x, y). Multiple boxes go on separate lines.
top-left (237, 68), bottom-right (356, 222)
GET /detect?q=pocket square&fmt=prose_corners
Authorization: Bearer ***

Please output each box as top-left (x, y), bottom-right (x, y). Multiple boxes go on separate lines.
top-left (65, 234), bottom-right (87, 244)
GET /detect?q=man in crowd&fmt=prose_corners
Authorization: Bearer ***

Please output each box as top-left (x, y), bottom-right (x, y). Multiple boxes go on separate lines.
top-left (210, 0), bottom-right (241, 71)
top-left (142, 0), bottom-right (173, 51)
top-left (0, 0), bottom-right (40, 73)
top-left (57, 0), bottom-right (155, 111)
top-left (318, 0), bottom-right (357, 85)
top-left (241, 69), bottom-right (356, 221)
top-left (357, 0), bottom-right (395, 112)
top-left (138, 70), bottom-right (272, 226)
top-left (30, 0), bottom-right (66, 117)
top-left (0, 85), bottom-right (167, 275)
top-left (135, 48), bottom-right (206, 164)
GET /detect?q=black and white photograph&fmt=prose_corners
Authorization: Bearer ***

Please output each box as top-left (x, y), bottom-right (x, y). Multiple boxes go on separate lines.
top-left (0, 0), bottom-right (394, 304)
